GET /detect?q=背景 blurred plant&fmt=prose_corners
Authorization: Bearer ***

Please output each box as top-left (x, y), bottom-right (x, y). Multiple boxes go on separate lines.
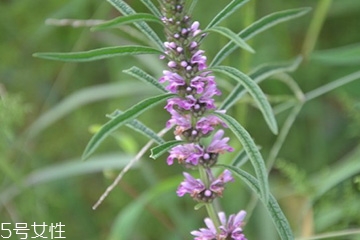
top-left (29, 0), bottom-right (360, 239)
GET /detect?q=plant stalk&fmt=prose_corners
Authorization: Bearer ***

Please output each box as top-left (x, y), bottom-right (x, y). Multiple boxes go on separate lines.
top-left (302, 0), bottom-right (332, 61)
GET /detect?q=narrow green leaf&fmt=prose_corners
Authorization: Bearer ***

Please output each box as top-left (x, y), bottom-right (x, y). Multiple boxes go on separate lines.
top-left (232, 149), bottom-right (248, 167)
top-left (204, 26), bottom-right (255, 53)
top-left (211, 66), bottom-right (278, 134)
top-left (214, 112), bottom-right (269, 202)
top-left (310, 146), bottom-right (360, 200)
top-left (107, 110), bottom-right (165, 144)
top-left (150, 140), bottom-right (183, 160)
top-left (140, 0), bottom-right (162, 18)
top-left (33, 46), bottom-right (162, 62)
top-left (240, 7), bottom-right (311, 41)
top-left (220, 56), bottom-right (302, 110)
top-left (210, 7), bottom-right (311, 66)
top-left (26, 82), bottom-right (158, 139)
top-left (311, 43), bottom-right (360, 65)
top-left (206, 0), bottom-right (249, 29)
top-left (187, 0), bottom-right (199, 14)
top-left (108, 175), bottom-right (182, 240)
top-left (91, 13), bottom-right (162, 31)
top-left (0, 154), bottom-right (134, 204)
top-left (123, 66), bottom-right (166, 92)
top-left (305, 70), bottom-right (360, 102)
top-left (107, 0), bottom-right (164, 50)
top-left (82, 93), bottom-right (174, 160)
top-left (218, 164), bottom-right (294, 240)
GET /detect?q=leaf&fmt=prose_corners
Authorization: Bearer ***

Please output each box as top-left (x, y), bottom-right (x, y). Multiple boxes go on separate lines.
top-left (203, 26), bottom-right (255, 53)
top-left (108, 175), bottom-right (182, 240)
top-left (0, 153), bottom-right (134, 204)
top-left (211, 66), bottom-right (278, 134)
top-left (91, 13), bottom-right (162, 31)
top-left (140, 0), bottom-right (162, 18)
top-left (311, 43), bottom-right (360, 65)
top-left (240, 7), bottom-right (311, 41)
top-left (107, 110), bottom-right (165, 145)
top-left (218, 164), bottom-right (294, 240)
top-left (123, 66), bottom-right (166, 92)
top-left (310, 146), bottom-right (360, 201)
top-left (33, 46), bottom-right (162, 62)
top-left (82, 93), bottom-right (174, 160)
top-left (232, 149), bottom-right (248, 167)
top-left (305, 70), bottom-right (360, 102)
top-left (150, 140), bottom-right (184, 159)
top-left (26, 82), bottom-right (158, 139)
top-left (206, 0), bottom-right (249, 29)
top-left (214, 112), bottom-right (269, 202)
top-left (220, 56), bottom-right (302, 110)
top-left (187, 0), bottom-right (199, 14)
top-left (107, 0), bottom-right (164, 50)
top-left (210, 7), bottom-right (311, 66)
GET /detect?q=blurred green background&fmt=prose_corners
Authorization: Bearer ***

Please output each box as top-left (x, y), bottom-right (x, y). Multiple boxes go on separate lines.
top-left (1, 0), bottom-right (360, 239)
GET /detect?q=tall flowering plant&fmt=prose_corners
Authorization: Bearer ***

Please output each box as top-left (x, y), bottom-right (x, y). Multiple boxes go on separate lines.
top-left (159, 1), bottom-right (246, 238)
top-left (34, 0), bottom-right (312, 239)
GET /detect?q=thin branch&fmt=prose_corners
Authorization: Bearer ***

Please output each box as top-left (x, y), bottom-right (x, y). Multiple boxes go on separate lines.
top-left (92, 127), bottom-right (169, 210)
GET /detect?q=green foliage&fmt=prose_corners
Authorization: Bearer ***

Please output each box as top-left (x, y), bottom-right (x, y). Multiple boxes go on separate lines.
top-left (83, 93), bottom-right (174, 160)
top-left (214, 112), bottom-right (269, 202)
top-left (91, 13), bottom-right (162, 31)
top-left (211, 66), bottom-right (278, 134)
top-left (33, 45), bottom-right (163, 62)
top-left (203, 26), bottom-right (255, 53)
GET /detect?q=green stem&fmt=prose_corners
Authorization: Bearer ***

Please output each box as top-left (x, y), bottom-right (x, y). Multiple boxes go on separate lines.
top-left (302, 0), bottom-right (332, 61)
top-left (205, 202), bottom-right (221, 229)
top-left (198, 167), bottom-right (221, 229)
top-left (234, 0), bottom-right (256, 129)
top-left (240, 0), bottom-right (256, 73)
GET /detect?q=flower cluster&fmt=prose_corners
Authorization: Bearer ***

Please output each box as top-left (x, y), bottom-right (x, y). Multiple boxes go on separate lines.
top-left (159, 0), bottom-right (247, 239)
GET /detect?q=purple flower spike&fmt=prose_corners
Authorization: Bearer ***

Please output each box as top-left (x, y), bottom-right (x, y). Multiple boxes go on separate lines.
top-left (167, 143), bottom-right (204, 166)
top-left (177, 172), bottom-right (205, 197)
top-left (191, 210), bottom-right (247, 240)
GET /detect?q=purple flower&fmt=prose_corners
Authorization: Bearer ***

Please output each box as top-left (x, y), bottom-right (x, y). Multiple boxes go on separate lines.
top-left (206, 130), bottom-right (234, 154)
top-left (191, 218), bottom-right (217, 240)
top-left (209, 169), bottom-right (234, 196)
top-left (165, 97), bottom-right (196, 111)
top-left (196, 115), bottom-right (226, 135)
top-left (159, 70), bottom-right (185, 93)
top-left (166, 110), bottom-right (191, 129)
top-left (190, 21), bottom-right (202, 36)
top-left (191, 210), bottom-right (247, 240)
top-left (201, 130), bottom-right (234, 166)
top-left (167, 143), bottom-right (204, 166)
top-left (191, 50), bottom-right (207, 70)
top-left (177, 172), bottom-right (206, 197)
top-left (190, 76), bottom-right (206, 94)
top-left (177, 170), bottom-right (233, 201)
